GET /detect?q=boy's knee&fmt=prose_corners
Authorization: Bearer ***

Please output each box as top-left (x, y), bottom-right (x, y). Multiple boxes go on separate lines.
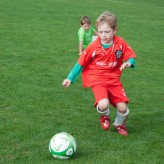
top-left (98, 98), bottom-right (109, 111)
top-left (116, 102), bottom-right (128, 113)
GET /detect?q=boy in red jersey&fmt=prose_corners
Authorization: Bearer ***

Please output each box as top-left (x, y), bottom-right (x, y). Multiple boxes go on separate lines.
top-left (62, 11), bottom-right (137, 136)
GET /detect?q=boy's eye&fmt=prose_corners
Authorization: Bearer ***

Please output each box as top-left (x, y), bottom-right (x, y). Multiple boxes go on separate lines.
top-left (98, 31), bottom-right (110, 34)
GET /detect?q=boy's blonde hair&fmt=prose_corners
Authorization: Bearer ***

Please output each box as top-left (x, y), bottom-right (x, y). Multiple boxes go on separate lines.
top-left (80, 16), bottom-right (91, 25)
top-left (96, 11), bottom-right (117, 30)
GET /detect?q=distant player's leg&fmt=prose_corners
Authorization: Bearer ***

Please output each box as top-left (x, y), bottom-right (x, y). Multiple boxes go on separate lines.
top-left (92, 85), bottom-right (110, 130)
top-left (113, 103), bottom-right (129, 136)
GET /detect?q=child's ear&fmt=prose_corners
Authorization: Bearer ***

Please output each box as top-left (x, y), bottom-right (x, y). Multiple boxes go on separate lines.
top-left (114, 27), bottom-right (117, 34)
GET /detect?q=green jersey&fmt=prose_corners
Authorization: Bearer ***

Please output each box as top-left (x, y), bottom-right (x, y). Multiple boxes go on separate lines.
top-left (78, 26), bottom-right (95, 49)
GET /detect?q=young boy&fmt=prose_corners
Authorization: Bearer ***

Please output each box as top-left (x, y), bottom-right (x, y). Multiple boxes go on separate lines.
top-left (63, 11), bottom-right (137, 136)
top-left (78, 16), bottom-right (98, 55)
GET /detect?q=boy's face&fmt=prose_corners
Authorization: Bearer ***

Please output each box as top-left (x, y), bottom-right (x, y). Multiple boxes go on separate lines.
top-left (81, 23), bottom-right (91, 31)
top-left (97, 23), bottom-right (116, 44)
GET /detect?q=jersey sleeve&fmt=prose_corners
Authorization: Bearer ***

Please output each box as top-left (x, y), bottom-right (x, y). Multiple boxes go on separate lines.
top-left (122, 39), bottom-right (137, 61)
top-left (128, 58), bottom-right (136, 68)
top-left (67, 63), bottom-right (84, 83)
top-left (77, 46), bottom-right (94, 67)
top-left (67, 45), bottom-right (94, 83)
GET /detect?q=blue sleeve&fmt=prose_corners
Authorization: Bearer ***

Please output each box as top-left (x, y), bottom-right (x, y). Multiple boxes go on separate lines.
top-left (128, 58), bottom-right (136, 68)
top-left (67, 63), bottom-right (84, 83)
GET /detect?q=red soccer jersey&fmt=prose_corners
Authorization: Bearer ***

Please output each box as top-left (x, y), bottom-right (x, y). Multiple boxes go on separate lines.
top-left (77, 35), bottom-right (136, 88)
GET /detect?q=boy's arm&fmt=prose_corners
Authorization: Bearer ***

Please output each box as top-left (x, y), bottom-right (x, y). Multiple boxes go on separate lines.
top-left (62, 63), bottom-right (83, 87)
top-left (63, 45), bottom-right (93, 87)
top-left (78, 28), bottom-right (84, 55)
top-left (94, 30), bottom-right (99, 36)
top-left (128, 58), bottom-right (136, 68)
top-left (79, 41), bottom-right (83, 55)
top-left (119, 58), bottom-right (136, 71)
top-left (67, 63), bottom-right (83, 83)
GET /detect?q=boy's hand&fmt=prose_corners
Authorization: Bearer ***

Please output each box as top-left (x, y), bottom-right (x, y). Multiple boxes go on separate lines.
top-left (119, 62), bottom-right (131, 71)
top-left (62, 79), bottom-right (71, 87)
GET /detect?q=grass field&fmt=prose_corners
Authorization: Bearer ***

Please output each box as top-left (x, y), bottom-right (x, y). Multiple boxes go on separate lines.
top-left (0, 0), bottom-right (164, 163)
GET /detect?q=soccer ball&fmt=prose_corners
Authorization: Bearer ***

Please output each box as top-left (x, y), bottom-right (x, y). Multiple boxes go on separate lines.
top-left (49, 132), bottom-right (76, 159)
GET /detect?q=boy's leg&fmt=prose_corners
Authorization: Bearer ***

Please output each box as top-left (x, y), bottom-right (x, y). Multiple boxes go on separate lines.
top-left (107, 85), bottom-right (129, 136)
top-left (91, 85), bottom-right (110, 130)
top-left (97, 99), bottom-right (110, 130)
top-left (113, 103), bottom-right (129, 136)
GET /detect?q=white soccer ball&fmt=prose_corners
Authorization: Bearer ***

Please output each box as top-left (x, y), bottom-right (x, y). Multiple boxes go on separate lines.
top-left (49, 132), bottom-right (76, 159)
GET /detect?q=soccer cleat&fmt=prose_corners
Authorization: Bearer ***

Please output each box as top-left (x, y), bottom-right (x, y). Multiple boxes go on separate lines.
top-left (115, 125), bottom-right (128, 136)
top-left (100, 115), bottom-right (110, 130)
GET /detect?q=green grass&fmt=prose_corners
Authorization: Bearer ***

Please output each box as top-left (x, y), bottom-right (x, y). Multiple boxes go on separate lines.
top-left (0, 0), bottom-right (164, 163)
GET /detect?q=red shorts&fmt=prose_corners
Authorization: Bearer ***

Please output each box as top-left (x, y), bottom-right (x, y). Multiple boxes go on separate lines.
top-left (91, 84), bottom-right (129, 108)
